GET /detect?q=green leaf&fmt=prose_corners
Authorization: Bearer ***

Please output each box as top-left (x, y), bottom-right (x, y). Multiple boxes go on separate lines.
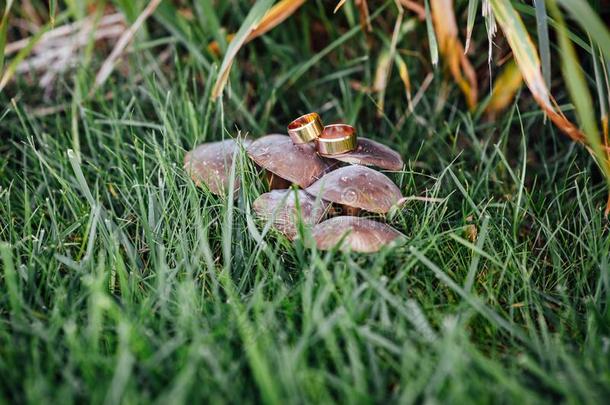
top-left (548, 0), bottom-right (610, 182)
top-left (557, 0), bottom-right (610, 60)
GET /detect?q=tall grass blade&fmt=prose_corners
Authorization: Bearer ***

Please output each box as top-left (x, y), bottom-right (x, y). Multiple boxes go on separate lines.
top-left (424, 0), bottom-right (438, 67)
top-left (248, 0), bottom-right (306, 41)
top-left (557, 0), bottom-right (610, 59)
top-left (49, 0), bottom-right (57, 27)
top-left (211, 0), bottom-right (275, 99)
top-left (534, 0), bottom-right (551, 89)
top-left (548, 0), bottom-right (610, 212)
top-left (0, 242), bottom-right (20, 318)
top-left (489, 0), bottom-right (592, 146)
top-left (209, 0), bottom-right (306, 55)
top-left (0, 9), bottom-right (60, 92)
top-left (0, 0), bottom-right (14, 75)
top-left (465, 0), bottom-right (479, 53)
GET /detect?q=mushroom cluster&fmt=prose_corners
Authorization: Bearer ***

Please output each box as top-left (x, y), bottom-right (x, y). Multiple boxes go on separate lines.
top-left (184, 113), bottom-right (406, 253)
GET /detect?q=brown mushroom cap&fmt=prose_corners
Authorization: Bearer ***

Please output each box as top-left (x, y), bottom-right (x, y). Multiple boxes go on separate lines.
top-left (312, 216), bottom-right (404, 253)
top-left (247, 134), bottom-right (336, 188)
top-left (184, 139), bottom-right (252, 196)
top-left (329, 138), bottom-right (403, 171)
top-left (253, 189), bottom-right (330, 240)
top-left (305, 165), bottom-right (402, 214)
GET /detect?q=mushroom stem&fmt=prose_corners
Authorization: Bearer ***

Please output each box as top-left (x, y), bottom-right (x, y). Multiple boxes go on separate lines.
top-left (266, 172), bottom-right (292, 190)
top-left (343, 205), bottom-right (361, 216)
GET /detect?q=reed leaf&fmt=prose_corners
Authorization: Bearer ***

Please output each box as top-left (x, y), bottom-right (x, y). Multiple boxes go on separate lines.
top-left (431, 0), bottom-right (477, 110)
top-left (211, 0), bottom-right (282, 99)
top-left (489, 0), bottom-right (588, 145)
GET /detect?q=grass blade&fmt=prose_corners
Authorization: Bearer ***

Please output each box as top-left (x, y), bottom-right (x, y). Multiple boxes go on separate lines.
top-left (49, 0), bottom-right (57, 27)
top-left (557, 0), bottom-right (610, 59)
top-left (248, 0), bottom-right (306, 41)
top-left (410, 246), bottom-right (528, 343)
top-left (424, 0), bottom-right (438, 67)
top-left (0, 0), bottom-right (14, 75)
top-left (464, 0), bottom-right (479, 53)
top-left (548, 0), bottom-right (610, 212)
top-left (489, 0), bottom-right (594, 147)
top-left (208, 0), bottom-right (306, 56)
top-left (0, 242), bottom-right (20, 318)
top-left (534, 0), bottom-right (551, 89)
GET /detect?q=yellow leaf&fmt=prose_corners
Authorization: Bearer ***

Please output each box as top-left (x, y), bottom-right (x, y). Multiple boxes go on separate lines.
top-left (396, 54), bottom-right (412, 100)
top-left (430, 0), bottom-right (478, 110)
top-left (249, 0), bottom-right (307, 41)
top-left (486, 59), bottom-right (522, 115)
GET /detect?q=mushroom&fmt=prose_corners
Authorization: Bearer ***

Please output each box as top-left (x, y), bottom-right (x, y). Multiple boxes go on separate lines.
top-left (253, 189), bottom-right (330, 240)
top-left (247, 134), bottom-right (336, 189)
top-left (305, 165), bottom-right (402, 215)
top-left (327, 138), bottom-right (403, 171)
top-left (184, 138), bottom-right (252, 196)
top-left (312, 216), bottom-right (404, 253)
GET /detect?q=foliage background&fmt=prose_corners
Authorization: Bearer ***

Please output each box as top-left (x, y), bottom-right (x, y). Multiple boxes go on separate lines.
top-left (1, 0), bottom-right (609, 403)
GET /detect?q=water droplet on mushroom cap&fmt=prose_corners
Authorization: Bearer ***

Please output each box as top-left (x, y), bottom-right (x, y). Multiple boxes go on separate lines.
top-left (247, 134), bottom-right (336, 188)
top-left (312, 216), bottom-right (404, 253)
top-left (184, 139), bottom-right (252, 196)
top-left (329, 138), bottom-right (403, 171)
top-left (306, 165), bottom-right (402, 214)
top-left (253, 189), bottom-right (330, 240)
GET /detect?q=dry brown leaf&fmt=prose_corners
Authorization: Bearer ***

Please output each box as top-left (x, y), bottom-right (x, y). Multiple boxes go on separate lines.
top-left (355, 0), bottom-right (372, 33)
top-left (333, 0), bottom-right (371, 33)
top-left (334, 0), bottom-right (348, 13)
top-left (91, 0), bottom-right (162, 95)
top-left (399, 0), bottom-right (425, 20)
top-left (430, 0), bottom-right (478, 110)
top-left (465, 224), bottom-right (478, 242)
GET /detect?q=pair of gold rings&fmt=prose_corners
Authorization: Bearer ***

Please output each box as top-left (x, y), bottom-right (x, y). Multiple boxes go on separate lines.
top-left (287, 112), bottom-right (357, 156)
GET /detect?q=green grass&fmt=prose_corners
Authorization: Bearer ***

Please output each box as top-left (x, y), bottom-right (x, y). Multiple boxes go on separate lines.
top-left (1, 1), bottom-right (610, 403)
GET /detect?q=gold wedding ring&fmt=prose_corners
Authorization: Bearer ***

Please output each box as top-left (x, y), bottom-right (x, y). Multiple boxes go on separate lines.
top-left (288, 113), bottom-right (324, 144)
top-left (316, 124), bottom-right (358, 156)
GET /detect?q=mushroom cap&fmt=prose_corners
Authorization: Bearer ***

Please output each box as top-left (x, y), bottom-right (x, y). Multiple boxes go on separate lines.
top-left (184, 139), bottom-right (252, 196)
top-left (253, 189), bottom-right (330, 240)
top-left (312, 216), bottom-right (404, 253)
top-left (329, 138), bottom-right (403, 171)
top-left (247, 134), bottom-right (336, 188)
top-left (306, 165), bottom-right (402, 214)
